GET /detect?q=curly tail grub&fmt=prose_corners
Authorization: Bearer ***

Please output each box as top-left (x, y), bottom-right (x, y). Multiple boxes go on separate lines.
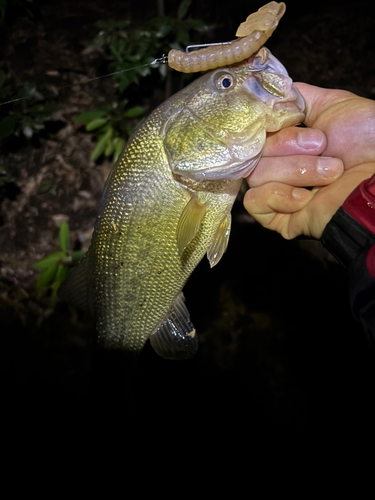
top-left (168, 2), bottom-right (286, 73)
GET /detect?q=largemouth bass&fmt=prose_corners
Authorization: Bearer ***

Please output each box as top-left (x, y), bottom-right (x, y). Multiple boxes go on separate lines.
top-left (59, 49), bottom-right (305, 359)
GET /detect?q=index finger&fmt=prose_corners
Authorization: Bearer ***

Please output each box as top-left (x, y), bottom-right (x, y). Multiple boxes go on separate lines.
top-left (262, 126), bottom-right (326, 157)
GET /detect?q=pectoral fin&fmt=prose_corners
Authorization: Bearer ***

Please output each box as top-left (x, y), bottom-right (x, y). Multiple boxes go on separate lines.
top-left (207, 213), bottom-right (231, 268)
top-left (176, 195), bottom-right (206, 256)
top-left (149, 293), bottom-right (198, 360)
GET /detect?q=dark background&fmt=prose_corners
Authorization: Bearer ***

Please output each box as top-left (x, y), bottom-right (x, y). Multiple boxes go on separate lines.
top-left (0, 0), bottom-right (374, 444)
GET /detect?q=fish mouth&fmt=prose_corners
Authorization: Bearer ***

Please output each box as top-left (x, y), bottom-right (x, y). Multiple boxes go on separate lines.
top-left (271, 100), bottom-right (305, 130)
top-left (243, 49), bottom-right (306, 130)
top-left (268, 85), bottom-right (305, 130)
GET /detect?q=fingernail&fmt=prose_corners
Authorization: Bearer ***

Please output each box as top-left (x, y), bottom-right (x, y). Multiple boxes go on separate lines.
top-left (317, 157), bottom-right (343, 177)
top-left (292, 187), bottom-right (311, 201)
top-left (297, 129), bottom-right (324, 150)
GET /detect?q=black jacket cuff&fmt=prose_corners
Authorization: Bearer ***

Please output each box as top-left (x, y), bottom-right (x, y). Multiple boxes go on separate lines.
top-left (321, 207), bottom-right (375, 268)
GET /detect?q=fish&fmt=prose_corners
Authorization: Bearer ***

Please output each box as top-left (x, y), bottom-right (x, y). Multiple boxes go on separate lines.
top-left (59, 49), bottom-right (305, 360)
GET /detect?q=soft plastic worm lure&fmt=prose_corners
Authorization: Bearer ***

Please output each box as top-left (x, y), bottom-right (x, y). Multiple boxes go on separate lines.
top-left (168, 2), bottom-right (286, 73)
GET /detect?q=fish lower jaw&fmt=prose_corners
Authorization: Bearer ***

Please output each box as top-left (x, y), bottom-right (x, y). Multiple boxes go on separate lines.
top-left (267, 106), bottom-right (305, 131)
top-left (181, 153), bottom-right (262, 182)
top-left (267, 85), bottom-right (306, 131)
top-left (226, 155), bottom-right (262, 179)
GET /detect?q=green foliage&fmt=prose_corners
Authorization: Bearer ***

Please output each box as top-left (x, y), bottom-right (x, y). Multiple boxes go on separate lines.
top-left (93, 1), bottom-right (207, 92)
top-left (81, 0), bottom-right (209, 161)
top-left (0, 71), bottom-right (58, 143)
top-left (75, 104), bottom-right (144, 161)
top-left (34, 222), bottom-right (84, 303)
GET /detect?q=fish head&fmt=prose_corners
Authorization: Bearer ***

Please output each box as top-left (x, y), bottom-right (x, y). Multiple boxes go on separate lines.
top-left (164, 48), bottom-right (305, 181)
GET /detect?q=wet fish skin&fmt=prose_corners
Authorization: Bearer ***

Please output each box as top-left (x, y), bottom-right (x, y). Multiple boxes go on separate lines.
top-left (59, 50), bottom-right (305, 358)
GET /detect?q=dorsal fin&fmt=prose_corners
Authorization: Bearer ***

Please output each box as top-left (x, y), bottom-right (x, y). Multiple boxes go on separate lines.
top-left (149, 293), bottom-right (198, 360)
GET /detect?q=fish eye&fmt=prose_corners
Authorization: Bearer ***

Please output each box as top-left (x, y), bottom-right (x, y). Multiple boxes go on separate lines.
top-left (215, 73), bottom-right (235, 90)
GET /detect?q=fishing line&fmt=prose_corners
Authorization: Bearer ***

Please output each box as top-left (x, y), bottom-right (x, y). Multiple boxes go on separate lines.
top-left (0, 55), bottom-right (168, 107)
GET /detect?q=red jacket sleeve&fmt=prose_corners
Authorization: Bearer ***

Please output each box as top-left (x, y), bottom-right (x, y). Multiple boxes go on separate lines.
top-left (321, 174), bottom-right (375, 344)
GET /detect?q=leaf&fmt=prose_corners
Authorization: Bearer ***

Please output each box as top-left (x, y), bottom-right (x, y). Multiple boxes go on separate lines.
top-left (155, 17), bottom-right (174, 38)
top-left (59, 221), bottom-right (69, 253)
top-left (187, 19), bottom-right (209, 32)
top-left (55, 263), bottom-right (69, 286)
top-left (50, 264), bottom-right (69, 303)
top-left (123, 106), bottom-right (144, 118)
top-left (35, 262), bottom-right (59, 290)
top-left (178, 0), bottom-right (192, 21)
top-left (0, 114), bottom-right (19, 140)
top-left (176, 26), bottom-right (190, 47)
top-left (113, 138), bottom-right (125, 161)
top-left (72, 250), bottom-right (85, 262)
top-left (91, 139), bottom-right (106, 160)
top-left (104, 139), bottom-right (115, 157)
top-left (85, 117), bottom-right (108, 131)
top-left (37, 179), bottom-right (57, 195)
top-left (34, 251), bottom-right (65, 270)
top-left (75, 110), bottom-right (107, 124)
top-left (21, 83), bottom-right (36, 99)
top-left (91, 128), bottom-right (113, 160)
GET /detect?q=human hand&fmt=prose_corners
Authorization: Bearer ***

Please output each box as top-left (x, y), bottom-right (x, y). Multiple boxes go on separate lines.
top-left (244, 83), bottom-right (375, 239)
